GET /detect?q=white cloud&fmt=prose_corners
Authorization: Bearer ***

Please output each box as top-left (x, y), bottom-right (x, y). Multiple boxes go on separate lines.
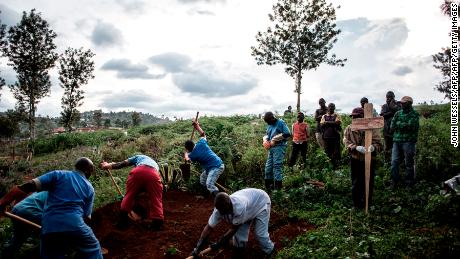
top-left (0, 0), bottom-right (451, 119)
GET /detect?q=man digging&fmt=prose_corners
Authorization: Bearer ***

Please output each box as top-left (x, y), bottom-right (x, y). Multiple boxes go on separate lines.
top-left (191, 188), bottom-right (275, 258)
top-left (184, 119), bottom-right (225, 197)
top-left (0, 157), bottom-right (103, 259)
top-left (100, 154), bottom-right (164, 230)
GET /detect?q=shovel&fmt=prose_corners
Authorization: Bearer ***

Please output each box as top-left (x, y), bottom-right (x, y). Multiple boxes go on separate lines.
top-left (181, 112), bottom-right (200, 181)
top-left (185, 247), bottom-right (212, 259)
top-left (107, 168), bottom-right (124, 198)
top-left (5, 211), bottom-right (109, 255)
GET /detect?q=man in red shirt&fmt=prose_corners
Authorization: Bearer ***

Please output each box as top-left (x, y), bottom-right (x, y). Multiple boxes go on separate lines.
top-left (289, 112), bottom-right (309, 168)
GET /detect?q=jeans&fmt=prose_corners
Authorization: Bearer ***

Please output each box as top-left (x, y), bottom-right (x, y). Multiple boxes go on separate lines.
top-left (391, 142), bottom-right (416, 185)
top-left (40, 225), bottom-right (102, 259)
top-left (200, 164), bottom-right (225, 193)
top-left (265, 145), bottom-right (286, 181)
top-left (232, 204), bottom-right (274, 254)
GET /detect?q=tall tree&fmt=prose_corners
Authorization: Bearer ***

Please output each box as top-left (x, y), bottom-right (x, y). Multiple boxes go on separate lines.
top-left (132, 111), bottom-right (141, 126)
top-left (0, 110), bottom-right (22, 138)
top-left (103, 118), bottom-right (111, 128)
top-left (432, 0), bottom-right (459, 99)
top-left (58, 47), bottom-right (95, 131)
top-left (433, 48), bottom-right (452, 99)
top-left (251, 0), bottom-right (346, 112)
top-left (0, 12), bottom-right (7, 101)
top-left (93, 110), bottom-right (102, 128)
top-left (3, 9), bottom-right (58, 139)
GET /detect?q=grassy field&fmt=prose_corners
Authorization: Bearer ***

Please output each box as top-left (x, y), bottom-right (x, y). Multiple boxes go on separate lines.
top-left (0, 104), bottom-right (459, 258)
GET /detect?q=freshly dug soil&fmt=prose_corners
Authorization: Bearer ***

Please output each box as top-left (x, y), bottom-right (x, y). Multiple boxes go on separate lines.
top-left (92, 190), bottom-right (313, 258)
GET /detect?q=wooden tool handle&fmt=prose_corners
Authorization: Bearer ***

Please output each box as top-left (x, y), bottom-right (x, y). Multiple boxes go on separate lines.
top-left (107, 169), bottom-right (124, 197)
top-left (185, 247), bottom-right (212, 259)
top-left (190, 111), bottom-right (200, 140)
top-left (5, 211), bottom-right (41, 229)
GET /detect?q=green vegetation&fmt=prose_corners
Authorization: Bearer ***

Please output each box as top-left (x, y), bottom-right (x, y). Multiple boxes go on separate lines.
top-left (0, 104), bottom-right (459, 258)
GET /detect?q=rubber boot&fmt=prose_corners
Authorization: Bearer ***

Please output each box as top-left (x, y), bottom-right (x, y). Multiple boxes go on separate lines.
top-left (115, 211), bottom-right (130, 230)
top-left (264, 179), bottom-right (274, 193)
top-left (274, 181), bottom-right (283, 190)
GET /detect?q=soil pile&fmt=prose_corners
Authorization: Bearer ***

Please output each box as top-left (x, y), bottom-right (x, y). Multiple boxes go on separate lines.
top-left (92, 190), bottom-right (313, 258)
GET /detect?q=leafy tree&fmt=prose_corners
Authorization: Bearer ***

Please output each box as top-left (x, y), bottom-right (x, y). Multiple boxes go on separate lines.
top-left (114, 118), bottom-right (122, 128)
top-left (0, 110), bottom-right (23, 138)
top-left (132, 111), bottom-right (142, 126)
top-left (251, 0), bottom-right (346, 112)
top-left (433, 48), bottom-right (452, 99)
top-left (432, 0), bottom-right (459, 99)
top-left (0, 13), bottom-right (7, 101)
top-left (93, 110), bottom-right (102, 128)
top-left (104, 118), bottom-right (111, 128)
top-left (58, 47), bottom-right (95, 131)
top-left (121, 120), bottom-right (130, 129)
top-left (3, 9), bottom-right (58, 139)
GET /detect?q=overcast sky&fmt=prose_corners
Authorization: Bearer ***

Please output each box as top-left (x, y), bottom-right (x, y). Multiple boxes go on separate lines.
top-left (0, 0), bottom-right (451, 118)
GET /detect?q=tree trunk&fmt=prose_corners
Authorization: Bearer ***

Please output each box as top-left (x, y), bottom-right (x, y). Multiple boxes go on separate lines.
top-left (295, 70), bottom-right (302, 113)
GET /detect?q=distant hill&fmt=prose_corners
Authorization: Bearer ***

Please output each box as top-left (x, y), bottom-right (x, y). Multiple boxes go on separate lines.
top-left (79, 110), bottom-right (170, 127)
top-left (0, 110), bottom-right (170, 138)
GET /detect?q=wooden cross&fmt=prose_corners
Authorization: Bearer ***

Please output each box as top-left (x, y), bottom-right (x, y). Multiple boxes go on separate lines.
top-left (350, 103), bottom-right (384, 213)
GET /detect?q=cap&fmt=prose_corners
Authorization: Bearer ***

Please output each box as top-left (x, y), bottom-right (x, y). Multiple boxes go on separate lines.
top-left (350, 107), bottom-right (364, 117)
top-left (400, 96), bottom-right (413, 103)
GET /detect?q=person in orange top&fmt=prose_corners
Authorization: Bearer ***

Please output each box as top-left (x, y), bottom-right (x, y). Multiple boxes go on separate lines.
top-left (288, 112), bottom-right (309, 168)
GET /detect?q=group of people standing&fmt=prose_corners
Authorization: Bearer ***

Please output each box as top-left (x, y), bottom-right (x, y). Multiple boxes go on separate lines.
top-left (264, 91), bottom-right (420, 209)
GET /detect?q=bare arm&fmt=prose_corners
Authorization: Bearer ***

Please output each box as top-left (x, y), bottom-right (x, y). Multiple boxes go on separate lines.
top-left (100, 159), bottom-right (131, 170)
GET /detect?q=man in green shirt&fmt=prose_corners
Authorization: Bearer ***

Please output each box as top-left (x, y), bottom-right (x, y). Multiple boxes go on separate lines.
top-left (390, 96), bottom-right (419, 188)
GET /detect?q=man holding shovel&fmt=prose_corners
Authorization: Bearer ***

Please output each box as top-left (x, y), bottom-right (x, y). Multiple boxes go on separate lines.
top-left (100, 154), bottom-right (164, 230)
top-left (0, 191), bottom-right (47, 258)
top-left (0, 157), bottom-right (103, 259)
top-left (184, 119), bottom-right (224, 197)
top-left (191, 188), bottom-right (275, 258)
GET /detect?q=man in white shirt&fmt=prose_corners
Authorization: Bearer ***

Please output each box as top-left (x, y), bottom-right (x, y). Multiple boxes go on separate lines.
top-left (190, 188), bottom-right (275, 257)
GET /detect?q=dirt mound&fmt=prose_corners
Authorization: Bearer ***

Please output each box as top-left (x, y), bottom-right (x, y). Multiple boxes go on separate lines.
top-left (92, 190), bottom-right (313, 258)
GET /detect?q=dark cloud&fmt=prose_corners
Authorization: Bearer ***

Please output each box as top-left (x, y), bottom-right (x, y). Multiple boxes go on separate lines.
top-left (91, 21), bottom-right (124, 47)
top-left (149, 52), bottom-right (192, 73)
top-left (393, 66), bottom-right (413, 76)
top-left (100, 91), bottom-right (160, 109)
top-left (101, 59), bottom-right (165, 79)
top-left (0, 4), bottom-right (21, 26)
top-left (177, 0), bottom-right (225, 4)
top-left (172, 70), bottom-right (257, 97)
top-left (116, 0), bottom-right (146, 14)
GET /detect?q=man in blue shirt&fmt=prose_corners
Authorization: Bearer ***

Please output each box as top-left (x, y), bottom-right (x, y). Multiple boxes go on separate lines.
top-left (1, 191), bottom-right (47, 258)
top-left (263, 112), bottom-right (291, 191)
top-left (184, 119), bottom-right (224, 196)
top-left (0, 157), bottom-right (102, 259)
